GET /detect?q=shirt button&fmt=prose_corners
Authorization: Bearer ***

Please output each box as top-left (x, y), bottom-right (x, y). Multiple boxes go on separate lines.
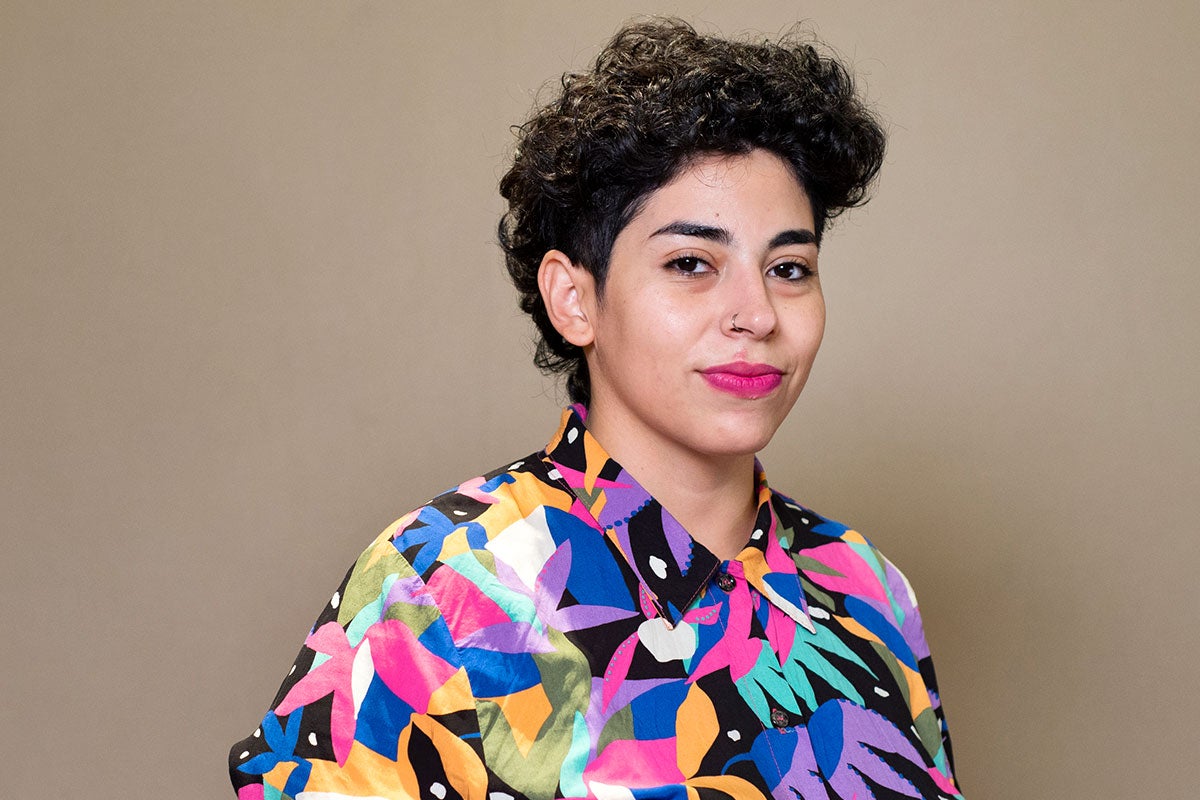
top-left (715, 572), bottom-right (736, 592)
top-left (770, 707), bottom-right (790, 729)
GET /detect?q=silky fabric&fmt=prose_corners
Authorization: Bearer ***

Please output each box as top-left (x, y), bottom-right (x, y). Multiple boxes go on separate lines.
top-left (230, 406), bottom-right (962, 799)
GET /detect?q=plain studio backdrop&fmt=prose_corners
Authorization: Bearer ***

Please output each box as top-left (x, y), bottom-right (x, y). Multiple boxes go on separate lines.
top-left (2, 1), bottom-right (1197, 797)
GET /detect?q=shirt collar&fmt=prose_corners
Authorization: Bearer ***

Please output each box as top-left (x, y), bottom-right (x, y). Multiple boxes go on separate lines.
top-left (543, 405), bottom-right (813, 632)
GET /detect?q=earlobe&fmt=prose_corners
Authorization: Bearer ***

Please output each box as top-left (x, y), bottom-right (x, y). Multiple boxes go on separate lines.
top-left (537, 250), bottom-right (596, 347)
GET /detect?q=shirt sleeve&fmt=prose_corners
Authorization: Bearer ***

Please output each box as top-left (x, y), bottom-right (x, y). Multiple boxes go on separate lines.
top-left (882, 554), bottom-right (961, 789)
top-left (228, 527), bottom-right (488, 799)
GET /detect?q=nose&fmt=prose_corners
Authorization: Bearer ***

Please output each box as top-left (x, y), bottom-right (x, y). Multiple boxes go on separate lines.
top-left (723, 267), bottom-right (778, 339)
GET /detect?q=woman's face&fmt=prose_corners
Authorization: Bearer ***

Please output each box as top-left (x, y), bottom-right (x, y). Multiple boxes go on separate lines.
top-left (577, 148), bottom-right (826, 464)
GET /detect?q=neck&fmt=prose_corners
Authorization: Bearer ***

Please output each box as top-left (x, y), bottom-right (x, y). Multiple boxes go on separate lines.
top-left (585, 407), bottom-right (760, 561)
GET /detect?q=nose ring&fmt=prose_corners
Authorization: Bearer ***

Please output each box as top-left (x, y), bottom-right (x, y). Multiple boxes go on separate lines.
top-left (730, 313), bottom-right (747, 333)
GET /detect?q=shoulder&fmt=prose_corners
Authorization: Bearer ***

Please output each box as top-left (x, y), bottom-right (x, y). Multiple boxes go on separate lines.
top-left (377, 450), bottom-right (579, 581)
top-left (330, 448), bottom-right (589, 634)
top-left (769, 489), bottom-right (924, 631)
top-left (307, 450), bottom-right (576, 656)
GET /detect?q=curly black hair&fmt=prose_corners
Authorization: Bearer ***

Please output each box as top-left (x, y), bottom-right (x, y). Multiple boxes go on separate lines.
top-left (498, 18), bottom-right (886, 406)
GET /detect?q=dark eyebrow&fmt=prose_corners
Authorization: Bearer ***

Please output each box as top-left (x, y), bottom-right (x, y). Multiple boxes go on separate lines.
top-left (649, 221), bottom-right (816, 250)
top-left (769, 229), bottom-right (817, 248)
top-left (648, 221), bottom-right (731, 245)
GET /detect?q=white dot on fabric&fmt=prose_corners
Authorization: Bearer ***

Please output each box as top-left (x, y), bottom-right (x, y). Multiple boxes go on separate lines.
top-left (547, 468), bottom-right (562, 481)
top-left (331, 591), bottom-right (340, 609)
top-left (430, 782), bottom-right (447, 799)
top-left (308, 732), bottom-right (318, 746)
top-left (638, 617), bottom-right (696, 662)
top-left (727, 729), bottom-right (741, 741)
top-left (489, 794), bottom-right (515, 800)
top-left (289, 664), bottom-right (296, 675)
top-left (239, 750), bottom-right (249, 759)
top-left (453, 509), bottom-right (467, 516)
top-left (509, 461), bottom-right (524, 470)
top-left (874, 686), bottom-right (890, 698)
top-left (751, 528), bottom-right (763, 540)
top-left (648, 555), bottom-right (668, 580)
top-left (567, 426), bottom-right (579, 443)
top-left (801, 517), bottom-right (809, 524)
top-left (809, 607), bottom-right (830, 620)
top-left (253, 728), bottom-right (261, 738)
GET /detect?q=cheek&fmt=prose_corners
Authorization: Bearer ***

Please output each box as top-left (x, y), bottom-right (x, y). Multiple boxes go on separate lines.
top-left (786, 297), bottom-right (826, 351)
top-left (810, 310), bottom-right (827, 350)
top-left (653, 309), bottom-right (704, 342)
top-left (626, 297), bottom-right (704, 350)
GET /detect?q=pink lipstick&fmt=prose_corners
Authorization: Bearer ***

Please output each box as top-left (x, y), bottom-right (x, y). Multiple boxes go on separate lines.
top-left (700, 362), bottom-right (783, 398)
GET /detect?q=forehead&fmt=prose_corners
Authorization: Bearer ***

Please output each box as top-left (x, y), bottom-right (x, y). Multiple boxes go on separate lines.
top-left (628, 149), bottom-right (814, 234)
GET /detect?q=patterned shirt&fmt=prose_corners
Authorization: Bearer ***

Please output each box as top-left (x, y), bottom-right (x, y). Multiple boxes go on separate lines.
top-left (229, 406), bottom-right (962, 799)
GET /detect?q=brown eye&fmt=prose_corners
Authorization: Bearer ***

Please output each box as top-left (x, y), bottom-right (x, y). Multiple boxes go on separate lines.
top-left (666, 256), bottom-right (711, 275)
top-left (768, 261), bottom-right (812, 281)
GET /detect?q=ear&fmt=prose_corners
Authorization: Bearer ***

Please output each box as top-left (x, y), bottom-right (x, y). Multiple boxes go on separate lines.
top-left (537, 249), bottom-right (596, 347)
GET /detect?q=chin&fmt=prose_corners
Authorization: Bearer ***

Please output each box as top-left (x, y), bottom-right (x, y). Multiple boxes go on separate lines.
top-left (697, 416), bottom-right (782, 457)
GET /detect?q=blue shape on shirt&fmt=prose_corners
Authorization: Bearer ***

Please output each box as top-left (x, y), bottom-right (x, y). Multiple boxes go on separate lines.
top-left (731, 727), bottom-right (798, 786)
top-left (629, 681), bottom-right (690, 739)
top-left (237, 709), bottom-right (312, 796)
top-left (354, 673), bottom-right (417, 760)
top-left (394, 506), bottom-right (459, 574)
top-left (416, 610), bottom-right (460, 666)
top-left (479, 472), bottom-right (517, 493)
top-left (762, 572), bottom-right (805, 609)
top-left (630, 785), bottom-right (690, 800)
top-left (461, 520), bottom-right (491, 550)
top-left (545, 507), bottom-right (635, 611)
top-left (808, 700), bottom-right (845, 780)
top-left (459, 647), bottom-right (542, 697)
top-left (843, 596), bottom-right (917, 670)
top-left (812, 519), bottom-right (849, 538)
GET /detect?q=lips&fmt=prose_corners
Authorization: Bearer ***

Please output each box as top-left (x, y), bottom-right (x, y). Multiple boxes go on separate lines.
top-left (700, 362), bottom-right (784, 398)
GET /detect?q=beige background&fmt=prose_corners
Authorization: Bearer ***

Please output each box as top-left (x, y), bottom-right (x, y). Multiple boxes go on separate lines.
top-left (2, 1), bottom-right (1197, 797)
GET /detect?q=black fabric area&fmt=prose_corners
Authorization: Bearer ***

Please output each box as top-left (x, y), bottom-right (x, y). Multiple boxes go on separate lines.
top-left (269, 641), bottom-right (318, 709)
top-left (429, 491), bottom-right (494, 524)
top-left (228, 721), bottom-right (271, 790)
top-left (863, 743), bottom-right (943, 798)
top-left (627, 499), bottom-right (718, 622)
top-left (546, 421), bottom-right (589, 471)
top-left (691, 670), bottom-right (770, 779)
top-left (559, 599), bottom-right (643, 680)
top-left (292, 692), bottom-right (335, 761)
top-left (850, 764), bottom-right (930, 800)
top-left (403, 722), bottom-right (461, 799)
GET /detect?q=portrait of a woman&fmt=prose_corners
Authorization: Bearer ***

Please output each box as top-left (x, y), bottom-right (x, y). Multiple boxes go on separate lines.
top-left (7, 3), bottom-right (1195, 799)
top-left (228, 18), bottom-right (961, 800)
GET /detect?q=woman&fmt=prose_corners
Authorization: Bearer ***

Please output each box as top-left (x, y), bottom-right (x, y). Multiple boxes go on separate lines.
top-left (230, 19), bottom-right (963, 800)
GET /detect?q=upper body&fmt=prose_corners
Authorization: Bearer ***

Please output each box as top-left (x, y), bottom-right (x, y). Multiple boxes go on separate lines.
top-left (231, 18), bottom-right (963, 799)
top-left (229, 406), bottom-right (961, 799)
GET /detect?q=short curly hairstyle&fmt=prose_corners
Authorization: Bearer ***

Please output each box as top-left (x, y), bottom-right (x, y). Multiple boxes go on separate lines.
top-left (498, 18), bottom-right (886, 406)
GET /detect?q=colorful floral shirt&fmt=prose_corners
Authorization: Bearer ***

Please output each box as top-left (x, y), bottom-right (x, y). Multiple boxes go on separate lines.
top-left (229, 406), bottom-right (962, 799)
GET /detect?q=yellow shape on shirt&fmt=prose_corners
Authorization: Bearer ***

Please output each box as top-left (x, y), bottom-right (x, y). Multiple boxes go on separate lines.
top-left (305, 739), bottom-right (416, 798)
top-left (675, 682), bottom-right (718, 778)
top-left (491, 682), bottom-right (553, 758)
top-left (687, 774), bottom-right (771, 800)
top-left (412, 713), bottom-right (489, 797)
top-left (427, 667), bottom-right (477, 715)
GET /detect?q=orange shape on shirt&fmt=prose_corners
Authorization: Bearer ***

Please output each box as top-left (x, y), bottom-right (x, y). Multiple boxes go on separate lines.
top-left (491, 682), bottom-right (553, 758)
top-left (675, 682), bottom-right (719, 778)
